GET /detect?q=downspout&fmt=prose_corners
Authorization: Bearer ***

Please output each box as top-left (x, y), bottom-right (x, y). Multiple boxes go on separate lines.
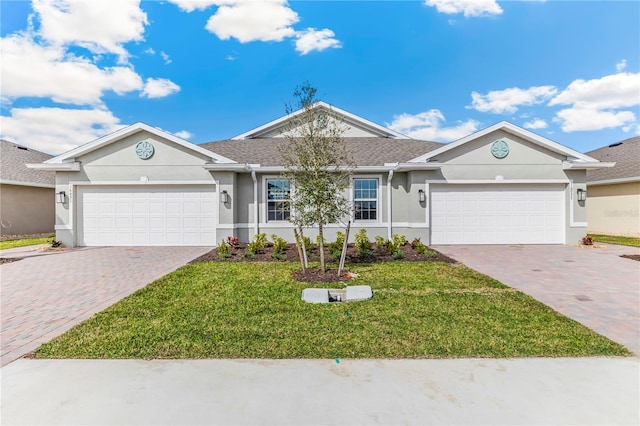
top-left (387, 168), bottom-right (394, 240)
top-left (250, 168), bottom-right (258, 237)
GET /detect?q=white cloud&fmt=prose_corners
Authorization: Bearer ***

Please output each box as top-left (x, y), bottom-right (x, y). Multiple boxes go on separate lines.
top-left (523, 118), bottom-right (548, 129)
top-left (549, 72), bottom-right (640, 132)
top-left (144, 48), bottom-right (156, 55)
top-left (142, 78), bottom-right (181, 98)
top-left (387, 109), bottom-right (480, 142)
top-left (616, 59), bottom-right (627, 73)
top-left (32, 0), bottom-right (147, 60)
top-left (425, 0), bottom-right (502, 17)
top-left (295, 28), bottom-right (341, 55)
top-left (160, 51), bottom-right (172, 65)
top-left (0, 107), bottom-right (124, 155)
top-left (1, 34), bottom-right (143, 105)
top-left (174, 130), bottom-right (193, 139)
top-left (469, 86), bottom-right (558, 114)
top-left (553, 108), bottom-right (636, 132)
top-left (167, 0), bottom-right (223, 12)
top-left (549, 72), bottom-right (640, 110)
top-left (205, 0), bottom-right (299, 43)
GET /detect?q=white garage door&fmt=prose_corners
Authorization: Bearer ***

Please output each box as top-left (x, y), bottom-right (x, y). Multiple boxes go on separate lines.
top-left (431, 184), bottom-right (565, 244)
top-left (78, 185), bottom-right (217, 246)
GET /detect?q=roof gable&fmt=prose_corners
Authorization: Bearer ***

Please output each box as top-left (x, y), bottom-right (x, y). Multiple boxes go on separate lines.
top-left (232, 101), bottom-right (408, 140)
top-left (0, 139), bottom-right (54, 186)
top-left (45, 123), bottom-right (236, 164)
top-left (408, 121), bottom-right (598, 163)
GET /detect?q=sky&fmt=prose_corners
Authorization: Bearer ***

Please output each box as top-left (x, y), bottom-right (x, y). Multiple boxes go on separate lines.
top-left (1, 0), bottom-right (639, 156)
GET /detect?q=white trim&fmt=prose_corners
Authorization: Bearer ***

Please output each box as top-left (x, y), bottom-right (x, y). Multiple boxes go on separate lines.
top-left (570, 223), bottom-right (588, 228)
top-left (424, 182), bottom-right (430, 228)
top-left (408, 121), bottom-right (599, 163)
top-left (563, 161), bottom-right (615, 170)
top-left (351, 175), bottom-right (382, 224)
top-left (232, 101), bottom-right (408, 140)
top-left (26, 162), bottom-right (80, 171)
top-left (587, 176), bottom-right (640, 186)
top-left (230, 222), bottom-right (428, 229)
top-left (54, 225), bottom-right (72, 230)
top-left (46, 122), bottom-right (236, 164)
top-left (68, 180), bottom-right (216, 186)
top-left (387, 169), bottom-right (394, 239)
top-left (0, 179), bottom-right (55, 189)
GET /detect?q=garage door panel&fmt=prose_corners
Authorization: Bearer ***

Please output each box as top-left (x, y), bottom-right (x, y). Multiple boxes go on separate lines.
top-left (78, 186), bottom-right (217, 246)
top-left (431, 184), bottom-right (565, 244)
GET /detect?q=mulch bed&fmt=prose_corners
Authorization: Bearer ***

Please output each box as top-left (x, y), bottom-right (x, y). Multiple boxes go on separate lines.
top-left (190, 242), bottom-right (457, 283)
top-left (620, 254), bottom-right (640, 262)
top-left (0, 257), bottom-right (23, 264)
top-left (190, 243), bottom-right (456, 265)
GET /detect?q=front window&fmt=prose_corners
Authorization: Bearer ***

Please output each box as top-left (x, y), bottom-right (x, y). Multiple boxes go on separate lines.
top-left (354, 178), bottom-right (378, 221)
top-left (267, 179), bottom-right (291, 221)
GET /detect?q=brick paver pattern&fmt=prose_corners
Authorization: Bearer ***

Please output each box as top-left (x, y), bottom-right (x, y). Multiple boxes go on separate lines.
top-left (0, 246), bottom-right (211, 366)
top-left (434, 244), bottom-right (640, 354)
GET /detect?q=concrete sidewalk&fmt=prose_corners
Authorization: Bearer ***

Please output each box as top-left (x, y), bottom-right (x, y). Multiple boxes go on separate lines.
top-left (2, 357), bottom-right (638, 425)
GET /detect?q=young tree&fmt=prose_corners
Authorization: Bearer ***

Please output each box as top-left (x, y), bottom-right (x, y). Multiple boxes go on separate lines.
top-left (280, 83), bottom-right (354, 273)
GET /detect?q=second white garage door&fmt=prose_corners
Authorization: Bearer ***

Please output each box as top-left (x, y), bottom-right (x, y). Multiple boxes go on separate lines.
top-left (78, 185), bottom-right (217, 246)
top-left (431, 184), bottom-right (565, 244)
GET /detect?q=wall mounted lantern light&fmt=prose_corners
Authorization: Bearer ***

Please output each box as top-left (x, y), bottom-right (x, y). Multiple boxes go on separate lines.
top-left (220, 190), bottom-right (229, 204)
top-left (576, 188), bottom-right (586, 202)
top-left (56, 191), bottom-right (66, 204)
top-left (418, 189), bottom-right (426, 203)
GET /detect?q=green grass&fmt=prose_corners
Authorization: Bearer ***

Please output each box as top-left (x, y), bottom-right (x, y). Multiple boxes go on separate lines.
top-left (35, 262), bottom-right (629, 359)
top-left (0, 236), bottom-right (55, 250)
top-left (589, 234), bottom-right (640, 248)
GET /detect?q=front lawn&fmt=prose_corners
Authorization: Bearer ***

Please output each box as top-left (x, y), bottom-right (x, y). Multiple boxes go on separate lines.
top-left (35, 262), bottom-right (629, 359)
top-left (588, 234), bottom-right (640, 248)
top-left (0, 236), bottom-right (54, 250)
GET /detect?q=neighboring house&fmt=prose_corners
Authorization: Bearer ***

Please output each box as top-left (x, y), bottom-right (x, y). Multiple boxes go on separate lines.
top-left (28, 102), bottom-right (612, 247)
top-left (585, 137), bottom-right (639, 237)
top-left (0, 139), bottom-right (55, 237)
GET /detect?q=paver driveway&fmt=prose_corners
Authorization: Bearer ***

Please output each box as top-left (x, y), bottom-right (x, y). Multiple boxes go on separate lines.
top-left (434, 244), bottom-right (640, 354)
top-left (0, 245), bottom-right (211, 366)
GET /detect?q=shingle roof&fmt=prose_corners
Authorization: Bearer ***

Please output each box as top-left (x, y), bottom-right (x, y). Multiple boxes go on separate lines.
top-left (0, 140), bottom-right (54, 186)
top-left (585, 136), bottom-right (640, 183)
top-left (200, 137), bottom-right (444, 166)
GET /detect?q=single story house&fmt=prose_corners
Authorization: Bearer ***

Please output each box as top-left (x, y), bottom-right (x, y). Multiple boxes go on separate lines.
top-left (0, 139), bottom-right (55, 237)
top-left (585, 136), bottom-right (639, 237)
top-left (28, 102), bottom-right (612, 247)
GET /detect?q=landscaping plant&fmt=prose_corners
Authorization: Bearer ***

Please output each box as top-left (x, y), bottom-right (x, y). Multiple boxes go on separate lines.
top-left (217, 240), bottom-right (231, 259)
top-left (271, 234), bottom-right (287, 259)
top-left (355, 228), bottom-right (373, 258)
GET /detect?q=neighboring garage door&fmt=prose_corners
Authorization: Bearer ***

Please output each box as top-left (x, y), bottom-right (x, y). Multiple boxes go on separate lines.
top-left (78, 185), bottom-right (216, 246)
top-left (431, 184), bottom-right (565, 244)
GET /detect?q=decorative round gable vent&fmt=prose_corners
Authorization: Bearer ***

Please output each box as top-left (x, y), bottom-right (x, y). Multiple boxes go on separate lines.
top-left (490, 139), bottom-right (509, 159)
top-left (135, 140), bottom-right (154, 160)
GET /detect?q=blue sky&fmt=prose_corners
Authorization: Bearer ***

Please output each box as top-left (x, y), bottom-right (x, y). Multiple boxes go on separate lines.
top-left (1, 0), bottom-right (639, 155)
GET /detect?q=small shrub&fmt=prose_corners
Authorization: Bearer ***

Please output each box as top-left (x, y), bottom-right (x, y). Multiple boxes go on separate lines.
top-left (315, 235), bottom-right (326, 247)
top-left (355, 229), bottom-right (373, 258)
top-left (225, 236), bottom-right (239, 246)
top-left (374, 235), bottom-right (386, 248)
top-left (392, 234), bottom-right (407, 248)
top-left (302, 235), bottom-right (313, 256)
top-left (328, 231), bottom-right (345, 259)
top-left (217, 240), bottom-right (231, 259)
top-left (253, 233), bottom-right (268, 249)
top-left (243, 251), bottom-right (256, 259)
top-left (423, 250), bottom-right (437, 258)
top-left (271, 234), bottom-right (287, 256)
top-left (580, 236), bottom-right (594, 246)
top-left (50, 240), bottom-right (63, 248)
top-left (411, 238), bottom-right (429, 255)
top-left (392, 250), bottom-right (404, 260)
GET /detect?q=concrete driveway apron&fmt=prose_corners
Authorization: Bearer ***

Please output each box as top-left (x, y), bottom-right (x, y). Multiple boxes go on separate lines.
top-left (434, 244), bottom-right (640, 354)
top-left (0, 245), bottom-right (211, 366)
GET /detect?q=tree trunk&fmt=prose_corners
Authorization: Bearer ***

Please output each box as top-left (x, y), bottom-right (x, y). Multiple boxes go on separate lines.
top-left (318, 223), bottom-right (326, 273)
top-left (338, 221), bottom-right (350, 277)
top-left (293, 228), bottom-right (306, 271)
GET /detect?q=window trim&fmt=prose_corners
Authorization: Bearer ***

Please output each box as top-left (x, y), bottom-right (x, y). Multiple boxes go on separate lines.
top-left (351, 175), bottom-right (382, 223)
top-left (262, 176), bottom-right (292, 223)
